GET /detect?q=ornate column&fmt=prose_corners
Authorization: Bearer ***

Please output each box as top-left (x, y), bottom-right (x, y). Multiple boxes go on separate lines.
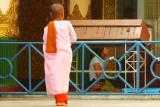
top-left (103, 0), bottom-right (117, 19)
top-left (0, 0), bottom-right (20, 92)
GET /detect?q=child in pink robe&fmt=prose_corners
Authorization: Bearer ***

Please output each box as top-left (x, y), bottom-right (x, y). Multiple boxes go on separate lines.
top-left (43, 3), bottom-right (77, 106)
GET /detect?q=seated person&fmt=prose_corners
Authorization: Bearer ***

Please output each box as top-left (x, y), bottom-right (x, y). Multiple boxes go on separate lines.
top-left (89, 47), bottom-right (115, 91)
top-left (123, 6), bottom-right (135, 19)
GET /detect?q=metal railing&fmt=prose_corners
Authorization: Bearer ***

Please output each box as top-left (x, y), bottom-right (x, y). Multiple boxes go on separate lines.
top-left (0, 41), bottom-right (160, 95)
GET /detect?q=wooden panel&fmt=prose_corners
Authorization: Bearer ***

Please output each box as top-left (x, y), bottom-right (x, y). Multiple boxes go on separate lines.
top-left (113, 27), bottom-right (129, 39)
top-left (74, 27), bottom-right (82, 39)
top-left (69, 20), bottom-right (143, 27)
top-left (86, 27), bottom-right (99, 39)
top-left (116, 27), bottom-right (123, 39)
top-left (74, 27), bottom-right (80, 36)
top-left (90, 27), bottom-right (105, 39)
top-left (91, 0), bottom-right (103, 19)
top-left (71, 20), bottom-right (150, 41)
top-left (140, 20), bottom-right (150, 41)
top-left (97, 27), bottom-right (105, 38)
top-left (108, 27), bottom-right (118, 39)
top-left (128, 27), bottom-right (137, 39)
top-left (75, 27), bottom-right (87, 39)
top-left (128, 27), bottom-right (141, 39)
top-left (103, 27), bottom-right (111, 39)
top-left (121, 27), bottom-right (130, 39)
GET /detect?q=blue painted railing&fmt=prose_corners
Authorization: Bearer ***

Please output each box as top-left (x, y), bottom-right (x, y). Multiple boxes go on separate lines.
top-left (0, 41), bottom-right (160, 95)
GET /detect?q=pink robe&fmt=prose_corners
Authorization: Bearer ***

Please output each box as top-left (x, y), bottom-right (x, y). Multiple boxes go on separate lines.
top-left (43, 21), bottom-right (77, 95)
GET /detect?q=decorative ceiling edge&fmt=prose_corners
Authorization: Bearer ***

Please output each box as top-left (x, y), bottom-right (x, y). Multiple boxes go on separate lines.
top-left (67, 4), bottom-right (92, 20)
top-left (85, 4), bottom-right (92, 19)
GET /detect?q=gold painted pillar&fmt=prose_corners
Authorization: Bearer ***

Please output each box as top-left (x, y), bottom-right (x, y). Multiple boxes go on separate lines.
top-left (0, 0), bottom-right (20, 91)
top-left (0, 0), bottom-right (19, 38)
top-left (103, 0), bottom-right (117, 19)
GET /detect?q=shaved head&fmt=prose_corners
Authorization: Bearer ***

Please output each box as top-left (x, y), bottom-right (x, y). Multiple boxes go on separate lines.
top-left (51, 3), bottom-right (64, 19)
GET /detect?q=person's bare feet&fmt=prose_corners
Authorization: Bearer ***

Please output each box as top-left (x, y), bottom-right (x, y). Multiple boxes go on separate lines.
top-left (56, 103), bottom-right (67, 106)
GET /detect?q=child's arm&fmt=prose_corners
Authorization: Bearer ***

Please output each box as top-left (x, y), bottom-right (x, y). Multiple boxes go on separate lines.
top-left (68, 21), bottom-right (77, 42)
top-left (94, 63), bottom-right (103, 78)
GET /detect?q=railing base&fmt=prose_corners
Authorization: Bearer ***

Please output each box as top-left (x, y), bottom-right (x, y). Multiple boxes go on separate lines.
top-left (122, 88), bottom-right (160, 93)
top-left (2, 94), bottom-right (160, 100)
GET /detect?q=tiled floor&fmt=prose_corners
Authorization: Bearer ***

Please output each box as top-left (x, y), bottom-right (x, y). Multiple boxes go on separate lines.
top-left (0, 98), bottom-right (160, 107)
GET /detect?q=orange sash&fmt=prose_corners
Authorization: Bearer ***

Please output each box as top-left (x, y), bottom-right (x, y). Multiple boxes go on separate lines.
top-left (46, 21), bottom-right (57, 53)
